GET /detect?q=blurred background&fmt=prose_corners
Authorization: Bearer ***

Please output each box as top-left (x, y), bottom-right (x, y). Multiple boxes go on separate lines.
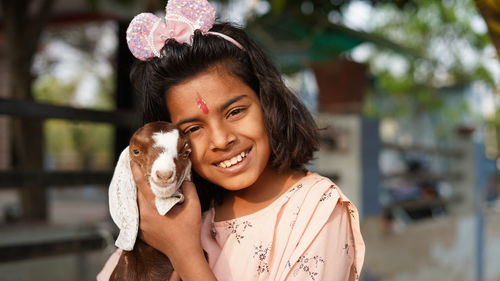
top-left (0, 0), bottom-right (499, 280)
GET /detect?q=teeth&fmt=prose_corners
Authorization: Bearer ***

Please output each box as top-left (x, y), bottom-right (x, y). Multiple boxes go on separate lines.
top-left (218, 151), bottom-right (248, 168)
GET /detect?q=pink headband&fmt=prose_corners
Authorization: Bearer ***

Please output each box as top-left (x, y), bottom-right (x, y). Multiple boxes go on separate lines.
top-left (126, 0), bottom-right (243, 61)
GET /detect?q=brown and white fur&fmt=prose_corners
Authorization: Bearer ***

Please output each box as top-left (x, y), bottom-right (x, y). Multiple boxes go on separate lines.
top-left (109, 121), bottom-right (191, 281)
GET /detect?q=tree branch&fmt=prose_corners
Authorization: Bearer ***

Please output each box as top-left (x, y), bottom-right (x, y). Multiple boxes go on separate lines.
top-left (475, 0), bottom-right (500, 58)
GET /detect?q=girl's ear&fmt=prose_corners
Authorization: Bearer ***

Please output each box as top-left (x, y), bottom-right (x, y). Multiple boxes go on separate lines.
top-left (108, 146), bottom-right (140, 251)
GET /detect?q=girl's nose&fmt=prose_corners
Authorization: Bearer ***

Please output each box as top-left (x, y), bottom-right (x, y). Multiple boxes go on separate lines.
top-left (209, 124), bottom-right (236, 151)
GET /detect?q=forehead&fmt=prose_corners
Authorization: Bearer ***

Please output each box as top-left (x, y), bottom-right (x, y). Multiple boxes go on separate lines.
top-left (166, 67), bottom-right (257, 123)
top-left (152, 130), bottom-right (179, 150)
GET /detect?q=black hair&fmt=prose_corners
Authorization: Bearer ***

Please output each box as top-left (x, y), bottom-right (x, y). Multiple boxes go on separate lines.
top-left (130, 22), bottom-right (319, 211)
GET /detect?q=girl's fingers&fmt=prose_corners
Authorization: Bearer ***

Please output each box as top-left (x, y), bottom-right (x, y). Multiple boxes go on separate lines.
top-left (180, 181), bottom-right (201, 212)
top-left (181, 181), bottom-right (198, 200)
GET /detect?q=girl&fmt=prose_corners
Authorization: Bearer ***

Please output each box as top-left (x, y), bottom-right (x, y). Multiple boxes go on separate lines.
top-left (98, 0), bottom-right (364, 280)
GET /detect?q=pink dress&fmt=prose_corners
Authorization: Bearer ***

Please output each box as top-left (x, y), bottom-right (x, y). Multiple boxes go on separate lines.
top-left (97, 173), bottom-right (365, 281)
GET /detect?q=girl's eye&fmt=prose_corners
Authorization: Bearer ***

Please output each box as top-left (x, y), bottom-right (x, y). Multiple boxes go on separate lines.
top-left (227, 107), bottom-right (246, 118)
top-left (183, 126), bottom-right (201, 135)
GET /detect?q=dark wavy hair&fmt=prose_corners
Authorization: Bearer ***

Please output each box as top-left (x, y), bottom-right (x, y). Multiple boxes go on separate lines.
top-left (130, 22), bottom-right (319, 211)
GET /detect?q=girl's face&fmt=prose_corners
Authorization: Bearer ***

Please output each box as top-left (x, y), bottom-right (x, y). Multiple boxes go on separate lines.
top-left (166, 66), bottom-right (272, 191)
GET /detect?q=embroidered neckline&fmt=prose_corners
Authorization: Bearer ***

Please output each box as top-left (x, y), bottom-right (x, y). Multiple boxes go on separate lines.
top-left (211, 172), bottom-right (321, 227)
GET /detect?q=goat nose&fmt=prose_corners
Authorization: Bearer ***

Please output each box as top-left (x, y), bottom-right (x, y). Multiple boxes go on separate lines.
top-left (156, 170), bottom-right (174, 182)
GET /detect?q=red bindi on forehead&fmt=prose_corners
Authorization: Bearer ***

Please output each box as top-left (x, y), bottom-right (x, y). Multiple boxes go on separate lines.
top-left (196, 93), bottom-right (209, 114)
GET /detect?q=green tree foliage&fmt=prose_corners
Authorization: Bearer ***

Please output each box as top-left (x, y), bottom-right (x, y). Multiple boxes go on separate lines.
top-left (254, 0), bottom-right (496, 138)
top-left (357, 0), bottom-right (497, 134)
top-left (265, 0), bottom-right (415, 15)
top-left (32, 22), bottom-right (116, 170)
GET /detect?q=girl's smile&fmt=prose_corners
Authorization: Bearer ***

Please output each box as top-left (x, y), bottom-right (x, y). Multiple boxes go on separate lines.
top-left (211, 145), bottom-right (249, 166)
top-left (166, 65), bottom-right (272, 192)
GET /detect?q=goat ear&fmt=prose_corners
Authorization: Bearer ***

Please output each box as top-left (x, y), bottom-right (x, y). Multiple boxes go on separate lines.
top-left (108, 146), bottom-right (139, 251)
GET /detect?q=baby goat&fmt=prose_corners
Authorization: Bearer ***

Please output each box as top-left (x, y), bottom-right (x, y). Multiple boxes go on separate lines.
top-left (108, 121), bottom-right (191, 281)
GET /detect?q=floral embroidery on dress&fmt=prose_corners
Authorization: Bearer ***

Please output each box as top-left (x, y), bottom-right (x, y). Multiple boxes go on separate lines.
top-left (253, 243), bottom-right (271, 274)
top-left (290, 206), bottom-right (300, 228)
top-left (319, 185), bottom-right (335, 202)
top-left (285, 183), bottom-right (304, 199)
top-left (291, 254), bottom-right (325, 280)
top-left (242, 220), bottom-right (253, 231)
top-left (343, 243), bottom-right (349, 255)
top-left (225, 220), bottom-right (253, 243)
top-left (347, 206), bottom-right (356, 219)
top-left (351, 265), bottom-right (360, 280)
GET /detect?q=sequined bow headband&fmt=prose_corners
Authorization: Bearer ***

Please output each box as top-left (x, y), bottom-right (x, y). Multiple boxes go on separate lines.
top-left (126, 0), bottom-right (243, 61)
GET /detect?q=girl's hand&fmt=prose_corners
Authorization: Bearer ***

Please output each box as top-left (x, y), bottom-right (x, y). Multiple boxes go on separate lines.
top-left (131, 161), bottom-right (203, 258)
top-left (131, 162), bottom-right (217, 281)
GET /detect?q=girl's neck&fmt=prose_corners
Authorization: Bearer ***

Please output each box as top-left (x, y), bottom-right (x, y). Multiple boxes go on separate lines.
top-left (215, 166), bottom-right (306, 221)
top-left (232, 166), bottom-right (304, 201)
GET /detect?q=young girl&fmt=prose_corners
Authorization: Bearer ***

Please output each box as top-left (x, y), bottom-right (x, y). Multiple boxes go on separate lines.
top-left (98, 0), bottom-right (364, 280)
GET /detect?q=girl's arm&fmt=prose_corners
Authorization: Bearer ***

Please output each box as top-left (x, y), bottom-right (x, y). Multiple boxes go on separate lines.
top-left (132, 162), bottom-right (218, 281)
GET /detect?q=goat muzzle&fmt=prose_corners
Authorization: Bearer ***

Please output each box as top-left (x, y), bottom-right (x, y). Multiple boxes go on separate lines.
top-left (152, 170), bottom-right (177, 188)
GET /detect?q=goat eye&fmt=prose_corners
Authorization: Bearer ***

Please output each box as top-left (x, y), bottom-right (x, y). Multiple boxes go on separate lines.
top-left (133, 149), bottom-right (140, 156)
